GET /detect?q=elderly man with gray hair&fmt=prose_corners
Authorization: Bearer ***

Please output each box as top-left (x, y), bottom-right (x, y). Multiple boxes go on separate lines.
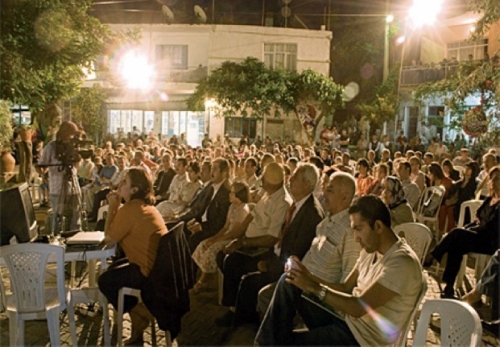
top-left (256, 171), bottom-right (361, 321)
top-left (216, 162), bottom-right (324, 327)
top-left (227, 163), bottom-right (324, 326)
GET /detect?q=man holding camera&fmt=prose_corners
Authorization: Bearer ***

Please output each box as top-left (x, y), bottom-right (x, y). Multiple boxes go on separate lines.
top-left (37, 121), bottom-right (82, 234)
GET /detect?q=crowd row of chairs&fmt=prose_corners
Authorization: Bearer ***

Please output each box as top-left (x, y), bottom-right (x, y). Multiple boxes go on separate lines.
top-left (0, 221), bottom-right (485, 346)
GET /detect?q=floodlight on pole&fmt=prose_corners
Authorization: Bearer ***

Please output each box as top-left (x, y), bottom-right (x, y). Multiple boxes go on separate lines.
top-left (383, 14), bottom-right (394, 82)
top-left (118, 50), bottom-right (155, 91)
top-left (409, 0), bottom-right (442, 28)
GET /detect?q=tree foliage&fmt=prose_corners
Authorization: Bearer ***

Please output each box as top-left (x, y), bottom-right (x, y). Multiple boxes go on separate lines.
top-left (468, 0), bottom-right (500, 40)
top-left (0, 100), bottom-right (14, 147)
top-left (70, 84), bottom-right (108, 141)
top-left (413, 60), bottom-right (499, 144)
top-left (187, 57), bottom-right (344, 143)
top-left (356, 66), bottom-right (400, 128)
top-left (0, 0), bottom-right (134, 125)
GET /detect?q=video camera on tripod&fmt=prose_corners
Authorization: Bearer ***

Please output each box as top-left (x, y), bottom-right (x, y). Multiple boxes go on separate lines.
top-left (55, 137), bottom-right (94, 170)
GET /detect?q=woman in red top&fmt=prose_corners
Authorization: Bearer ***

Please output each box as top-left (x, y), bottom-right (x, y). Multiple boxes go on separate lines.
top-left (356, 158), bottom-right (374, 197)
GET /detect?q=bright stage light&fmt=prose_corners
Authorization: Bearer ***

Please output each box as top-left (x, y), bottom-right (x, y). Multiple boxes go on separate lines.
top-left (118, 51), bottom-right (155, 91)
top-left (409, 0), bottom-right (442, 28)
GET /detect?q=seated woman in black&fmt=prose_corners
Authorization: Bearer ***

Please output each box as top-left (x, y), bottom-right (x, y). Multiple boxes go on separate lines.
top-left (425, 166), bottom-right (500, 298)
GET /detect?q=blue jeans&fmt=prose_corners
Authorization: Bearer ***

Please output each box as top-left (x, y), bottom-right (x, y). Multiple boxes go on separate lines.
top-left (255, 273), bottom-right (359, 346)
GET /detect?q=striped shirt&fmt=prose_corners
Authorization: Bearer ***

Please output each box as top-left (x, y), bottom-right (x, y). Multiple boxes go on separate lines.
top-left (302, 209), bottom-right (361, 283)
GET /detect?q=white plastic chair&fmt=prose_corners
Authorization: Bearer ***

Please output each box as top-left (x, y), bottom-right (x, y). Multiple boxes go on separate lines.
top-left (116, 287), bottom-right (165, 346)
top-left (393, 274), bottom-right (428, 347)
top-left (413, 299), bottom-right (482, 347)
top-left (0, 243), bottom-right (77, 346)
top-left (394, 223), bottom-right (433, 265)
top-left (414, 186), bottom-right (446, 238)
top-left (456, 200), bottom-right (489, 288)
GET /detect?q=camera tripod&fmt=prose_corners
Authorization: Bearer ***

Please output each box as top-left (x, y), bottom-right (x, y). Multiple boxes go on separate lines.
top-left (52, 165), bottom-right (86, 235)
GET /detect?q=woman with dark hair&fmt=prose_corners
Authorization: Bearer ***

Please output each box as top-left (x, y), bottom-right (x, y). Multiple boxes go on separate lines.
top-left (191, 181), bottom-right (250, 293)
top-left (381, 176), bottom-right (415, 227)
top-left (442, 158), bottom-right (461, 181)
top-left (99, 167), bottom-right (168, 344)
top-left (428, 162), bottom-right (453, 234)
top-left (356, 158), bottom-right (374, 196)
top-left (425, 166), bottom-right (500, 298)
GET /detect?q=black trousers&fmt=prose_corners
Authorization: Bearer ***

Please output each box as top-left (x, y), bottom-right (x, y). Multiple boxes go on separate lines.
top-left (234, 270), bottom-right (279, 324)
top-left (98, 261), bottom-right (146, 313)
top-left (217, 251), bottom-right (262, 307)
top-left (89, 188), bottom-right (111, 221)
top-left (431, 227), bottom-right (497, 287)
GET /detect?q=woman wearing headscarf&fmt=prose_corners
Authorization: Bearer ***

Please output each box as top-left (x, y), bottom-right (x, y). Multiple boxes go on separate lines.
top-left (381, 176), bottom-right (415, 228)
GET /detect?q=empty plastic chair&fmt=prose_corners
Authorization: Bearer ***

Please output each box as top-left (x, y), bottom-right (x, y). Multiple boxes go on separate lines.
top-left (0, 243), bottom-right (77, 346)
top-left (413, 299), bottom-right (482, 347)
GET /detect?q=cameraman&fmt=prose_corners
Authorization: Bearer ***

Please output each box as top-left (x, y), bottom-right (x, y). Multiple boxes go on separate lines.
top-left (37, 121), bottom-right (82, 234)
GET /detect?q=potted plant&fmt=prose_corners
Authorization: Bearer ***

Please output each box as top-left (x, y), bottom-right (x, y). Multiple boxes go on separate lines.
top-left (0, 100), bottom-right (15, 175)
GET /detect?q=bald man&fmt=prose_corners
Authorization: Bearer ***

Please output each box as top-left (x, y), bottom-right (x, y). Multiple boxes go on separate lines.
top-left (215, 163), bottom-right (292, 325)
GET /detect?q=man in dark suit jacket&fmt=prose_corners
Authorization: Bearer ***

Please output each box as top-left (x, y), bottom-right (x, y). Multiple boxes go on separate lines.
top-left (186, 158), bottom-right (231, 253)
top-left (154, 154), bottom-right (176, 203)
top-left (217, 163), bottom-right (324, 326)
top-left (177, 161), bottom-right (213, 224)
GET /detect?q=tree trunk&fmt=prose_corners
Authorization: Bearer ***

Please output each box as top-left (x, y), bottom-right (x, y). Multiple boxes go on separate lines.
top-left (16, 141), bottom-right (33, 183)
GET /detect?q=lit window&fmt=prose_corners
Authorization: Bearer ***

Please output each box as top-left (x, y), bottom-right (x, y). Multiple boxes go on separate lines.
top-left (446, 39), bottom-right (488, 61)
top-left (264, 43), bottom-right (297, 71)
top-left (156, 45), bottom-right (188, 69)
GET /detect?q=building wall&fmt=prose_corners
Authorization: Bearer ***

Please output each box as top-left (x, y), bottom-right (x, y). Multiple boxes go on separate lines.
top-left (420, 13), bottom-right (499, 64)
top-left (208, 25), bottom-right (331, 74)
top-left (96, 24), bottom-right (331, 146)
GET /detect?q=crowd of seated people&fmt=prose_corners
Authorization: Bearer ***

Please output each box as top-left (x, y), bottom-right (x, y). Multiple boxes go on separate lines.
top-left (30, 125), bottom-right (500, 344)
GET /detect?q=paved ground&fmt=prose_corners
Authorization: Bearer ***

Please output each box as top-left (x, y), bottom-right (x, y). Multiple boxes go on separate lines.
top-left (0, 207), bottom-right (498, 346)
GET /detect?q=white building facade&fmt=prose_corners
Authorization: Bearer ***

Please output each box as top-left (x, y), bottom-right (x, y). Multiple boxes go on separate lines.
top-left (84, 24), bottom-right (332, 146)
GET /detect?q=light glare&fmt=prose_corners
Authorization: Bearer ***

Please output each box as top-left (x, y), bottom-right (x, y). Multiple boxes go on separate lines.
top-left (205, 98), bottom-right (217, 108)
top-left (386, 14), bottom-right (394, 23)
top-left (396, 35), bottom-right (406, 45)
top-left (118, 51), bottom-right (154, 90)
top-left (409, 0), bottom-right (442, 27)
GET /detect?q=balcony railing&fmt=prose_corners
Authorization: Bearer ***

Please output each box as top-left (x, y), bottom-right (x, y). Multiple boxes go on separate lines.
top-left (87, 66), bottom-right (208, 84)
top-left (157, 66), bottom-right (208, 83)
top-left (400, 60), bottom-right (486, 86)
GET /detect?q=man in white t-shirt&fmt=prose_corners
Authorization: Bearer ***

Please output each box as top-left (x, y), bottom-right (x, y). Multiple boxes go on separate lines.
top-left (255, 195), bottom-right (423, 347)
